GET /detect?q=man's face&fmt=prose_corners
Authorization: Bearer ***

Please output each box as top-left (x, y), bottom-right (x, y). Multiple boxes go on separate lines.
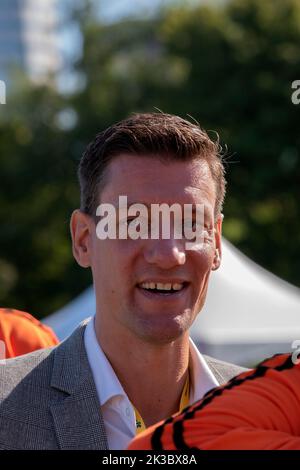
top-left (81, 154), bottom-right (222, 344)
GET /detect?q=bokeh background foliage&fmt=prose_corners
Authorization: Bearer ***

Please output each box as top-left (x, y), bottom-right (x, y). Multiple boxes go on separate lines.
top-left (0, 0), bottom-right (299, 317)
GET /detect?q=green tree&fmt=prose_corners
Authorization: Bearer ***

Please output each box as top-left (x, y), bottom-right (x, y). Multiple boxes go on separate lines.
top-left (0, 82), bottom-right (91, 316)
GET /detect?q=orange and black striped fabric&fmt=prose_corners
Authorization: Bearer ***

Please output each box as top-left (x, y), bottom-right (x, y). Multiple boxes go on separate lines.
top-left (128, 353), bottom-right (300, 450)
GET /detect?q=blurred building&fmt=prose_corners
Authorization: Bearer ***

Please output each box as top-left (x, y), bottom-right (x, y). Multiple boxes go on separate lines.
top-left (0, 0), bottom-right (61, 83)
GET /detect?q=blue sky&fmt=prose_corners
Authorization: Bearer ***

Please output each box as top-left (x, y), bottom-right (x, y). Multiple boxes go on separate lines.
top-left (98, 0), bottom-right (172, 22)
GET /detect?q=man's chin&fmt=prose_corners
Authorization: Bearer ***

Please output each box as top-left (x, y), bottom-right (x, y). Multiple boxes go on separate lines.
top-left (130, 311), bottom-right (194, 345)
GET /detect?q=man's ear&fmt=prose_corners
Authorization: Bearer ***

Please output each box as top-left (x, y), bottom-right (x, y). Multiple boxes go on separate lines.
top-left (212, 213), bottom-right (223, 271)
top-left (70, 209), bottom-right (94, 268)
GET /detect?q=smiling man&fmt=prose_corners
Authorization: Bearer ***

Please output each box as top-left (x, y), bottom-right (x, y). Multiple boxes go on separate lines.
top-left (0, 113), bottom-right (246, 450)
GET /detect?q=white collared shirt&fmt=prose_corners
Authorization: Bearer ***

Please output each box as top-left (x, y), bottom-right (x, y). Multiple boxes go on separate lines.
top-left (84, 316), bottom-right (219, 450)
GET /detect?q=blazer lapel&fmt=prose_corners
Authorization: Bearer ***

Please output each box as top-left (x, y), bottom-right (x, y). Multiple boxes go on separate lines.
top-left (50, 320), bottom-right (108, 450)
top-left (203, 354), bottom-right (248, 385)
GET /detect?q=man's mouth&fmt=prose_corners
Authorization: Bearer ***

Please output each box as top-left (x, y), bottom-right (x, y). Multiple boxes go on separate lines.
top-left (137, 281), bottom-right (189, 295)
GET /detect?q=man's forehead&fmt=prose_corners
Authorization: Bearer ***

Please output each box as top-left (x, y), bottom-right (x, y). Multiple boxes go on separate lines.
top-left (100, 153), bottom-right (216, 205)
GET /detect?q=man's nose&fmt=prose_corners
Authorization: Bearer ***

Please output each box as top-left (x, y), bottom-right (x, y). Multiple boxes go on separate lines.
top-left (143, 237), bottom-right (186, 269)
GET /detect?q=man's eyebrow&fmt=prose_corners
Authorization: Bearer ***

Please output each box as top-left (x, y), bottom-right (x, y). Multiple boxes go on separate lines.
top-left (114, 202), bottom-right (212, 211)
top-left (126, 201), bottom-right (152, 208)
top-left (113, 201), bottom-right (152, 210)
top-left (115, 201), bottom-right (186, 209)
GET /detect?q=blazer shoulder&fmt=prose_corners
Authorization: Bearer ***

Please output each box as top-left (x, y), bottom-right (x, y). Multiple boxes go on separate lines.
top-left (0, 319), bottom-right (89, 403)
top-left (0, 346), bottom-right (55, 401)
top-left (203, 354), bottom-right (249, 385)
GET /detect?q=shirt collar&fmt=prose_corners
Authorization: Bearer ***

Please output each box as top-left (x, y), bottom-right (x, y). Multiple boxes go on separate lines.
top-left (84, 316), bottom-right (126, 406)
top-left (188, 337), bottom-right (219, 402)
top-left (84, 316), bottom-right (219, 407)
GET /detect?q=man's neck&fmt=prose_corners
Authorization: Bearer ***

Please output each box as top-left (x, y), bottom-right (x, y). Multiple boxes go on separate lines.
top-left (95, 319), bottom-right (190, 427)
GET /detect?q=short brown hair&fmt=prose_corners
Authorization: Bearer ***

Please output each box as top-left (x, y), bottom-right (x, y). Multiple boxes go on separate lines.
top-left (78, 113), bottom-right (226, 218)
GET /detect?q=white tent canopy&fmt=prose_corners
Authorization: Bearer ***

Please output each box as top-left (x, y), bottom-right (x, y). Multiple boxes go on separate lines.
top-left (44, 239), bottom-right (300, 366)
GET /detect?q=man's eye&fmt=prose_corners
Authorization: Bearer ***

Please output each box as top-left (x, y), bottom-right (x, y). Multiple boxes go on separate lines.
top-left (127, 217), bottom-right (151, 235)
top-left (182, 219), bottom-right (198, 230)
top-left (127, 217), bottom-right (150, 226)
top-left (119, 217), bottom-right (138, 226)
top-left (126, 217), bottom-right (137, 225)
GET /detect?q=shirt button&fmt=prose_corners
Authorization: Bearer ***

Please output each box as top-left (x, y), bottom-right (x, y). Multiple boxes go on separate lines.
top-left (125, 407), bottom-right (130, 417)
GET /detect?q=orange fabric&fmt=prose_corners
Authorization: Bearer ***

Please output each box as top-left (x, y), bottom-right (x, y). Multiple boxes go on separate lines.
top-left (0, 308), bottom-right (59, 358)
top-left (128, 353), bottom-right (300, 450)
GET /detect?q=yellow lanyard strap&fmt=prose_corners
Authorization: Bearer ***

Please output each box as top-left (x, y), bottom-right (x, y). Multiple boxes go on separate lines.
top-left (133, 371), bottom-right (190, 435)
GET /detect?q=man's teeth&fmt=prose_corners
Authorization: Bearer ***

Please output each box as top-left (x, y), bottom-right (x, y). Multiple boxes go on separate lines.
top-left (140, 282), bottom-right (184, 291)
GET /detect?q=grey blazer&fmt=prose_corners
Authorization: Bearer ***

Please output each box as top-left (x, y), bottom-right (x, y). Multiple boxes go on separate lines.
top-left (0, 320), bottom-right (247, 450)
